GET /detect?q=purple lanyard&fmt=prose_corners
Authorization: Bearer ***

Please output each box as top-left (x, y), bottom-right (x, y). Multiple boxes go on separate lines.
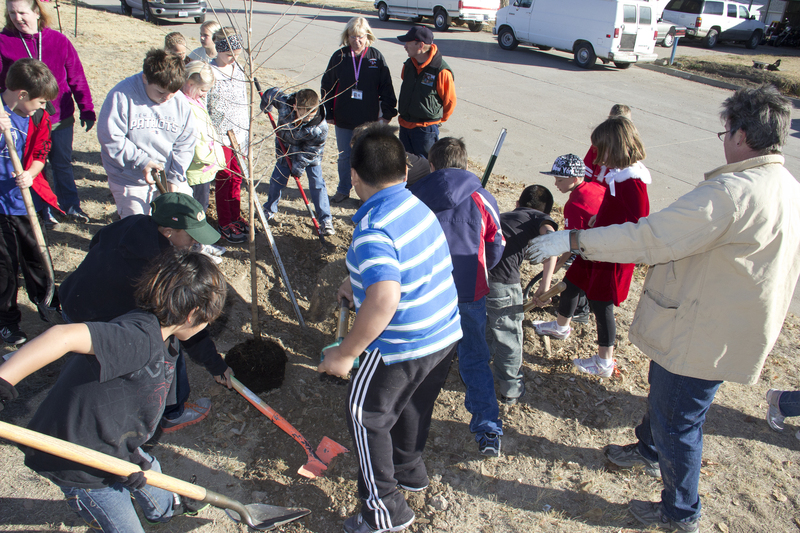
top-left (351, 48), bottom-right (366, 87)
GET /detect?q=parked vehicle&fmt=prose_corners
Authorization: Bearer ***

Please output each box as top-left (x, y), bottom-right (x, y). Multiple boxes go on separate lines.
top-left (374, 0), bottom-right (500, 32)
top-left (120, 0), bottom-right (207, 24)
top-left (662, 0), bottom-right (764, 48)
top-left (492, 0), bottom-right (659, 69)
top-left (656, 17), bottom-right (687, 47)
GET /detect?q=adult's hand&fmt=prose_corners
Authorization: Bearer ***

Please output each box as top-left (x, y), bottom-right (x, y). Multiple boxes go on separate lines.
top-left (215, 367), bottom-right (233, 389)
top-left (0, 377), bottom-right (19, 412)
top-left (81, 119), bottom-right (95, 132)
top-left (525, 231), bottom-right (571, 264)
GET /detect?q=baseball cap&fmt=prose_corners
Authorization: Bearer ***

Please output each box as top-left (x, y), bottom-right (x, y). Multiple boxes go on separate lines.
top-left (150, 192), bottom-right (220, 245)
top-left (398, 26), bottom-right (434, 44)
top-left (540, 154), bottom-right (585, 178)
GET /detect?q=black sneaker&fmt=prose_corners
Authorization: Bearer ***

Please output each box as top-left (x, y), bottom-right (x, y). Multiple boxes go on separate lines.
top-left (219, 222), bottom-right (247, 244)
top-left (476, 432), bottom-right (501, 457)
top-left (0, 325), bottom-right (27, 345)
top-left (173, 494), bottom-right (210, 517)
top-left (67, 205), bottom-right (90, 223)
top-left (42, 209), bottom-right (60, 230)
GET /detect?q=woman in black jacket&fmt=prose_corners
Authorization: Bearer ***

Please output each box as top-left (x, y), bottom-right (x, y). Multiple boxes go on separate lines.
top-left (321, 17), bottom-right (397, 203)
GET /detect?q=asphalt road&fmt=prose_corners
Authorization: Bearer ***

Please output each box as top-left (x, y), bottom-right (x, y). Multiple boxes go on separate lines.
top-left (84, 0), bottom-right (800, 310)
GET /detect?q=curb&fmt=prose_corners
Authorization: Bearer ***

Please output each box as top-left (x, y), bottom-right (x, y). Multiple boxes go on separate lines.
top-left (636, 61), bottom-right (800, 108)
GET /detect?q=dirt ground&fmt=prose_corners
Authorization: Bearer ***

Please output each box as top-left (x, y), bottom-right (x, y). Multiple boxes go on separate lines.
top-left (2, 4), bottom-right (800, 533)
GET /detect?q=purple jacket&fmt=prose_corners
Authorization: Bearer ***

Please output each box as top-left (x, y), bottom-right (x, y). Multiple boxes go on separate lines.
top-left (0, 27), bottom-right (95, 125)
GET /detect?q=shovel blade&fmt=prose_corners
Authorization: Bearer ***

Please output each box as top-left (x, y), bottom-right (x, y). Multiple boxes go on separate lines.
top-left (316, 436), bottom-right (349, 463)
top-left (225, 504), bottom-right (310, 531)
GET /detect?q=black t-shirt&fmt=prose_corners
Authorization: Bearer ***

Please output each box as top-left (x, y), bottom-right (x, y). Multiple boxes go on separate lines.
top-left (59, 215), bottom-right (171, 323)
top-left (489, 207), bottom-right (557, 285)
top-left (24, 311), bottom-right (180, 489)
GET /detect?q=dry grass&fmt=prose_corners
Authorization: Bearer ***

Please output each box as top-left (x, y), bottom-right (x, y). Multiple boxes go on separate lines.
top-left (674, 53), bottom-right (800, 96)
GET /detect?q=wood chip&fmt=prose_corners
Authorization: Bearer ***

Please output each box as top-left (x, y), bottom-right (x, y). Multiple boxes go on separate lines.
top-left (773, 490), bottom-right (788, 502)
top-left (717, 522), bottom-right (729, 532)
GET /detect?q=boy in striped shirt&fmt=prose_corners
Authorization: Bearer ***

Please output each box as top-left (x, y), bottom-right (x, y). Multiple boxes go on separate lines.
top-left (319, 123), bottom-right (461, 533)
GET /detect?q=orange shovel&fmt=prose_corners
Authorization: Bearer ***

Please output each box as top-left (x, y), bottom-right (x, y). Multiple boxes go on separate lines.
top-left (231, 377), bottom-right (348, 478)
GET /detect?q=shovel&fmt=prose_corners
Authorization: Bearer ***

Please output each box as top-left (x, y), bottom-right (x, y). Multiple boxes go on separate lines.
top-left (0, 420), bottom-right (309, 531)
top-left (523, 281), bottom-right (567, 313)
top-left (231, 376), bottom-right (348, 479)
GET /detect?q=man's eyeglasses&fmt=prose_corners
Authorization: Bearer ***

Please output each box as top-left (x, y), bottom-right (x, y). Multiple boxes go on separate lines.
top-left (717, 130), bottom-right (731, 141)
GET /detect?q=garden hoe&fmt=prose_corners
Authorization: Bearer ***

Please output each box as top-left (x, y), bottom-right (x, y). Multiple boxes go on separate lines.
top-left (0, 421), bottom-right (309, 531)
top-left (231, 376), bottom-right (348, 479)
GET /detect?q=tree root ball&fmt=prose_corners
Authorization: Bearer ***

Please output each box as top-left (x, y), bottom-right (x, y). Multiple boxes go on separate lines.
top-left (225, 339), bottom-right (287, 393)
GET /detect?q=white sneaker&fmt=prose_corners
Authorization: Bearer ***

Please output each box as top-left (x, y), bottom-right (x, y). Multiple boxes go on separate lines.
top-left (572, 354), bottom-right (615, 378)
top-left (320, 220), bottom-right (335, 236)
top-left (532, 320), bottom-right (571, 340)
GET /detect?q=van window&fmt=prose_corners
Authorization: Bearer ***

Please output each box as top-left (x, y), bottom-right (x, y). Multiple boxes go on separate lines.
top-left (727, 4), bottom-right (736, 17)
top-left (641, 6), bottom-right (651, 24)
top-left (665, 0), bottom-right (702, 14)
top-left (623, 5), bottom-right (636, 23)
top-left (703, 1), bottom-right (724, 16)
top-left (516, 0), bottom-right (532, 7)
top-left (738, 5), bottom-right (749, 18)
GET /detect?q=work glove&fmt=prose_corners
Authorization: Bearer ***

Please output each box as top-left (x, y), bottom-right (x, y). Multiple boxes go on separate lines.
top-left (115, 449), bottom-right (152, 491)
top-left (0, 377), bottom-right (19, 412)
top-left (80, 119), bottom-right (95, 132)
top-left (524, 230), bottom-right (571, 264)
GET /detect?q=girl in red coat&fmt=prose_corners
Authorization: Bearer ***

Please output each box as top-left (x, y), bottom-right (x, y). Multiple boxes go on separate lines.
top-left (533, 116), bottom-right (650, 377)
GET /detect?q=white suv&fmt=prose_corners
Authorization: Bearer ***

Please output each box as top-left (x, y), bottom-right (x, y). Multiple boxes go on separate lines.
top-left (662, 0), bottom-right (764, 48)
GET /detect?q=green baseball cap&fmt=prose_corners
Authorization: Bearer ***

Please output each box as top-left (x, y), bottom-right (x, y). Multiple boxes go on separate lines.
top-left (150, 193), bottom-right (220, 245)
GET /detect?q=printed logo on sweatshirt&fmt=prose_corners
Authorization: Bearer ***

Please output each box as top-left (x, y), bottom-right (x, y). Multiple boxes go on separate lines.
top-left (129, 114), bottom-right (182, 134)
top-left (421, 72), bottom-right (436, 86)
top-left (368, 58), bottom-right (378, 68)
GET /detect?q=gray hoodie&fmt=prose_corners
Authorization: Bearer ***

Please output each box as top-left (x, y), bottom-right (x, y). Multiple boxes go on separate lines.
top-left (98, 73), bottom-right (196, 187)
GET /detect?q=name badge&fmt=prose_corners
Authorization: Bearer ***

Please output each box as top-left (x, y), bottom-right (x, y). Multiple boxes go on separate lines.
top-left (351, 89), bottom-right (363, 100)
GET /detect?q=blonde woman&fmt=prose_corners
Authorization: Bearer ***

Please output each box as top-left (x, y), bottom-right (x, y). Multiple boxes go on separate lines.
top-left (320, 17), bottom-right (396, 203)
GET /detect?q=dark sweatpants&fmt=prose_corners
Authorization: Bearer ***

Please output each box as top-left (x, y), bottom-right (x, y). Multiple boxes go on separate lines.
top-left (347, 342), bottom-right (457, 531)
top-left (0, 214), bottom-right (49, 327)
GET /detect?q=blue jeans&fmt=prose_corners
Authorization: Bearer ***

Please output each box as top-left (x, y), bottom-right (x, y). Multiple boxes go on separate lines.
top-left (485, 281), bottom-right (525, 400)
top-left (399, 124), bottom-right (439, 158)
top-left (264, 159), bottom-right (331, 224)
top-left (778, 391), bottom-right (800, 417)
top-left (457, 297), bottom-right (502, 436)
top-left (58, 449), bottom-right (176, 532)
top-left (335, 126), bottom-right (354, 195)
top-left (49, 125), bottom-right (81, 210)
top-left (634, 361), bottom-right (722, 524)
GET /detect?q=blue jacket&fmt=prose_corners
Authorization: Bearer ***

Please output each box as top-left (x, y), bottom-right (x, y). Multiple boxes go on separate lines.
top-left (409, 168), bottom-right (505, 302)
top-left (262, 88), bottom-right (328, 176)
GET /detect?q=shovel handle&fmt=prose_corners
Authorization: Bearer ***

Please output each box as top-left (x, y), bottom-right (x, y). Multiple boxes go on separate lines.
top-left (523, 281), bottom-right (567, 313)
top-left (336, 301), bottom-right (349, 342)
top-left (0, 420), bottom-right (207, 501)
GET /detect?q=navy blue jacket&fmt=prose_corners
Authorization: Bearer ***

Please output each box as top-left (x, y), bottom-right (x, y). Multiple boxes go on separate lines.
top-left (408, 168), bottom-right (505, 302)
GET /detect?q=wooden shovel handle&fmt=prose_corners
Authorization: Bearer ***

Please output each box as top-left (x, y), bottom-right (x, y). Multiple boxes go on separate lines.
top-left (336, 301), bottom-right (349, 341)
top-left (0, 420), bottom-right (207, 500)
top-left (523, 281), bottom-right (567, 313)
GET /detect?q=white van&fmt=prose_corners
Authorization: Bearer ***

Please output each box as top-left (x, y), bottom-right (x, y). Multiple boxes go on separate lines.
top-left (493, 0), bottom-right (659, 69)
top-left (375, 0), bottom-right (500, 32)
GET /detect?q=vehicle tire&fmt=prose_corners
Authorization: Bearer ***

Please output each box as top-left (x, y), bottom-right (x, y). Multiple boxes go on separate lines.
top-left (377, 2), bottom-right (389, 22)
top-left (433, 8), bottom-right (450, 31)
top-left (614, 61), bottom-right (632, 69)
top-left (498, 27), bottom-right (518, 50)
top-left (745, 30), bottom-right (761, 49)
top-left (662, 30), bottom-right (675, 48)
top-left (574, 42), bottom-right (596, 68)
top-left (468, 21), bottom-right (483, 32)
top-left (142, 1), bottom-right (155, 23)
top-left (703, 27), bottom-right (719, 48)
top-left (120, 0), bottom-right (132, 15)
top-left (536, 45), bottom-right (553, 51)
top-left (194, 14), bottom-right (205, 23)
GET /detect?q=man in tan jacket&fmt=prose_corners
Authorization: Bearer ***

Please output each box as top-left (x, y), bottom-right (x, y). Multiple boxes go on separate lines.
top-left (527, 85), bottom-right (800, 533)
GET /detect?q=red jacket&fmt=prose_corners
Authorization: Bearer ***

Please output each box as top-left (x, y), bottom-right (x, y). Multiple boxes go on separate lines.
top-left (23, 109), bottom-right (60, 213)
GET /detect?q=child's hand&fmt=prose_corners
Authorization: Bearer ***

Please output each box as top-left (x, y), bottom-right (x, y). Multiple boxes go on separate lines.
top-left (532, 285), bottom-right (552, 307)
top-left (337, 277), bottom-right (354, 308)
top-left (142, 161), bottom-right (163, 183)
top-left (0, 108), bottom-right (11, 135)
top-left (14, 170), bottom-right (33, 189)
top-left (318, 345), bottom-right (355, 378)
top-left (0, 377), bottom-right (19, 412)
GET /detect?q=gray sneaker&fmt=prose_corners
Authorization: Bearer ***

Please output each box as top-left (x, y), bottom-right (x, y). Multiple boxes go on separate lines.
top-left (628, 500), bottom-right (699, 532)
top-left (605, 442), bottom-right (661, 478)
top-left (766, 389), bottom-right (786, 432)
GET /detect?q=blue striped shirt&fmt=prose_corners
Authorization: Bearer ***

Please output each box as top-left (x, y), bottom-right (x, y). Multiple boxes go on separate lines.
top-left (347, 183), bottom-right (462, 364)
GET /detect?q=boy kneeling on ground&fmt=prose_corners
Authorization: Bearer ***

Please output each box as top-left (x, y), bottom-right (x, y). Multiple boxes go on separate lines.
top-left (0, 249), bottom-right (227, 531)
